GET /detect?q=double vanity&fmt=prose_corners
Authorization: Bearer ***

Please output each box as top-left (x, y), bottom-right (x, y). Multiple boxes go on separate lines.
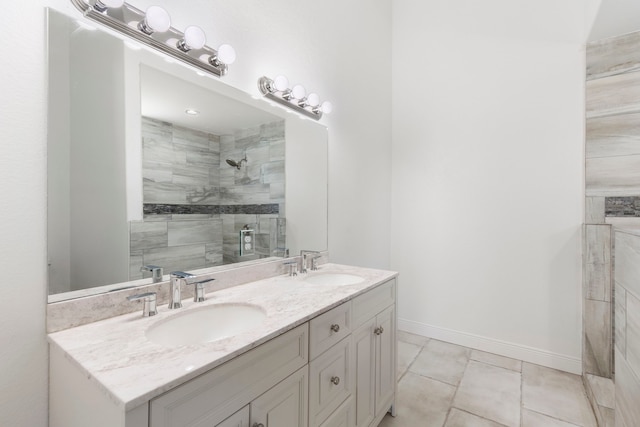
top-left (48, 261), bottom-right (398, 427)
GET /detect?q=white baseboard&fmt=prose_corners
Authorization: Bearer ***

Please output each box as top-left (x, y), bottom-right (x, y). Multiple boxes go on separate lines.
top-left (398, 318), bottom-right (582, 375)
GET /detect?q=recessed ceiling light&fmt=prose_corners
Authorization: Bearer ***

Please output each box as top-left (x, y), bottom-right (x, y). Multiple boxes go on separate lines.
top-left (185, 108), bottom-right (200, 116)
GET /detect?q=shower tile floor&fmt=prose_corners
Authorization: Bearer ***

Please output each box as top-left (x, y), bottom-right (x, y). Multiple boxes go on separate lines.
top-left (380, 332), bottom-right (598, 427)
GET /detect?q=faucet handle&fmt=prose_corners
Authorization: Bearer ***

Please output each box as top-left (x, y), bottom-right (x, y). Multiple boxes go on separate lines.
top-left (170, 271), bottom-right (196, 280)
top-left (283, 260), bottom-right (298, 276)
top-left (299, 250), bottom-right (321, 274)
top-left (310, 255), bottom-right (320, 271)
top-left (127, 292), bottom-right (158, 317)
top-left (185, 277), bottom-right (215, 302)
top-left (140, 265), bottom-right (163, 283)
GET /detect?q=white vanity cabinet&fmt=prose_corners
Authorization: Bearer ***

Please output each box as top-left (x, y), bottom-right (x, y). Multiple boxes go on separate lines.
top-left (49, 274), bottom-right (397, 427)
top-left (352, 280), bottom-right (396, 427)
top-left (309, 279), bottom-right (397, 427)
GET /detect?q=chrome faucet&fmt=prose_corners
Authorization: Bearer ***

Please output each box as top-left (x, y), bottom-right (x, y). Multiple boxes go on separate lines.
top-left (127, 292), bottom-right (158, 317)
top-left (187, 276), bottom-right (215, 302)
top-left (283, 259), bottom-right (298, 276)
top-left (169, 271), bottom-right (215, 308)
top-left (140, 265), bottom-right (163, 283)
top-left (169, 271), bottom-right (193, 309)
top-left (299, 250), bottom-right (321, 274)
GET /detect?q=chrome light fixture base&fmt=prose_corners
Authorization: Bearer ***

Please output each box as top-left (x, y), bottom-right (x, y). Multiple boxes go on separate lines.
top-left (70, 0), bottom-right (230, 77)
top-left (258, 76), bottom-right (325, 120)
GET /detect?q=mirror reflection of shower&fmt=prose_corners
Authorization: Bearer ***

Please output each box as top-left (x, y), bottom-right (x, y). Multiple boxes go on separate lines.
top-left (226, 155), bottom-right (247, 170)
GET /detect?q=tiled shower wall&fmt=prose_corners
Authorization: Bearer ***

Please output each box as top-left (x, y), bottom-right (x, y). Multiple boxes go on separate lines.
top-left (129, 117), bottom-right (285, 279)
top-left (584, 30), bottom-right (640, 378)
top-left (585, 29), bottom-right (640, 424)
top-left (613, 229), bottom-right (640, 427)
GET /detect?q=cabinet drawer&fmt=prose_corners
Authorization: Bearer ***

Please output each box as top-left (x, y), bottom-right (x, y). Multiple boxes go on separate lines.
top-left (352, 279), bottom-right (396, 329)
top-left (309, 302), bottom-right (352, 359)
top-left (150, 324), bottom-right (308, 427)
top-left (309, 337), bottom-right (353, 427)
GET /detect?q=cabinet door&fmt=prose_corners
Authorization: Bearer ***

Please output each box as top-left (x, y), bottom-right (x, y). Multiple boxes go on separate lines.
top-left (318, 397), bottom-right (354, 427)
top-left (216, 406), bottom-right (249, 427)
top-left (375, 306), bottom-right (395, 416)
top-left (353, 318), bottom-right (375, 427)
top-left (309, 337), bottom-right (353, 427)
top-left (251, 366), bottom-right (308, 427)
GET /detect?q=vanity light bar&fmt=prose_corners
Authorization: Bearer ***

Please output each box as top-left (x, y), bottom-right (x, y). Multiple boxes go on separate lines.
top-left (70, 0), bottom-right (236, 77)
top-left (258, 76), bottom-right (333, 121)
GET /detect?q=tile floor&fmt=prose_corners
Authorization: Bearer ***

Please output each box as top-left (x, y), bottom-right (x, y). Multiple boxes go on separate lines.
top-left (379, 332), bottom-right (598, 427)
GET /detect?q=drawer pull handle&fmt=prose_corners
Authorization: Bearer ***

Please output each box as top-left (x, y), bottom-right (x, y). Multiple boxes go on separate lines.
top-left (331, 376), bottom-right (340, 385)
top-left (330, 324), bottom-right (340, 333)
top-left (374, 326), bottom-right (384, 335)
top-left (253, 423), bottom-right (264, 427)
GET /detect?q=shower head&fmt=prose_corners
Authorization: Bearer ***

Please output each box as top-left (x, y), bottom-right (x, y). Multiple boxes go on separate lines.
top-left (225, 155), bottom-right (247, 170)
top-left (226, 159), bottom-right (240, 169)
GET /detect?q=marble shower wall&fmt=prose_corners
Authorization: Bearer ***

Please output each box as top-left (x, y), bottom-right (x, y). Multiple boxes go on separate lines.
top-left (584, 30), bottom-right (640, 379)
top-left (130, 117), bottom-right (286, 278)
top-left (613, 229), bottom-right (640, 427)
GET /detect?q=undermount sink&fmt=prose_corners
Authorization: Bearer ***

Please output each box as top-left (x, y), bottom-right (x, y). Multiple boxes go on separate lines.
top-left (146, 303), bottom-right (267, 347)
top-left (304, 273), bottom-right (365, 286)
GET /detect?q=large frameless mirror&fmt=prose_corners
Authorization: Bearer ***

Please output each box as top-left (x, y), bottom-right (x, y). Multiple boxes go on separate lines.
top-left (46, 8), bottom-right (328, 302)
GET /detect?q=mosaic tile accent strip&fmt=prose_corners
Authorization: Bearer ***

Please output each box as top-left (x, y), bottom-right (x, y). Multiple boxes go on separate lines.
top-left (605, 197), bottom-right (640, 217)
top-left (144, 203), bottom-right (280, 215)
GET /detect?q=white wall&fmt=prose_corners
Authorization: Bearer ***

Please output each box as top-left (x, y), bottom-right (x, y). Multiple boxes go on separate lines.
top-left (0, 2), bottom-right (51, 426)
top-left (588, 0), bottom-right (640, 42)
top-left (391, 0), bottom-right (587, 372)
top-left (0, 1), bottom-right (391, 426)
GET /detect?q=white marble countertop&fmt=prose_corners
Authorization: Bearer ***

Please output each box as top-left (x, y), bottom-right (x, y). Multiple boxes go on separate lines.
top-left (48, 263), bottom-right (398, 411)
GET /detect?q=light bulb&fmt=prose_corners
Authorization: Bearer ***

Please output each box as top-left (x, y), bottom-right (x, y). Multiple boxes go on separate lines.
top-left (138, 6), bottom-right (171, 35)
top-left (306, 93), bottom-right (320, 107)
top-left (216, 44), bottom-right (236, 65)
top-left (291, 85), bottom-right (306, 100)
top-left (178, 25), bottom-right (206, 51)
top-left (94, 0), bottom-right (124, 11)
top-left (273, 75), bottom-right (289, 92)
top-left (321, 101), bottom-right (333, 114)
